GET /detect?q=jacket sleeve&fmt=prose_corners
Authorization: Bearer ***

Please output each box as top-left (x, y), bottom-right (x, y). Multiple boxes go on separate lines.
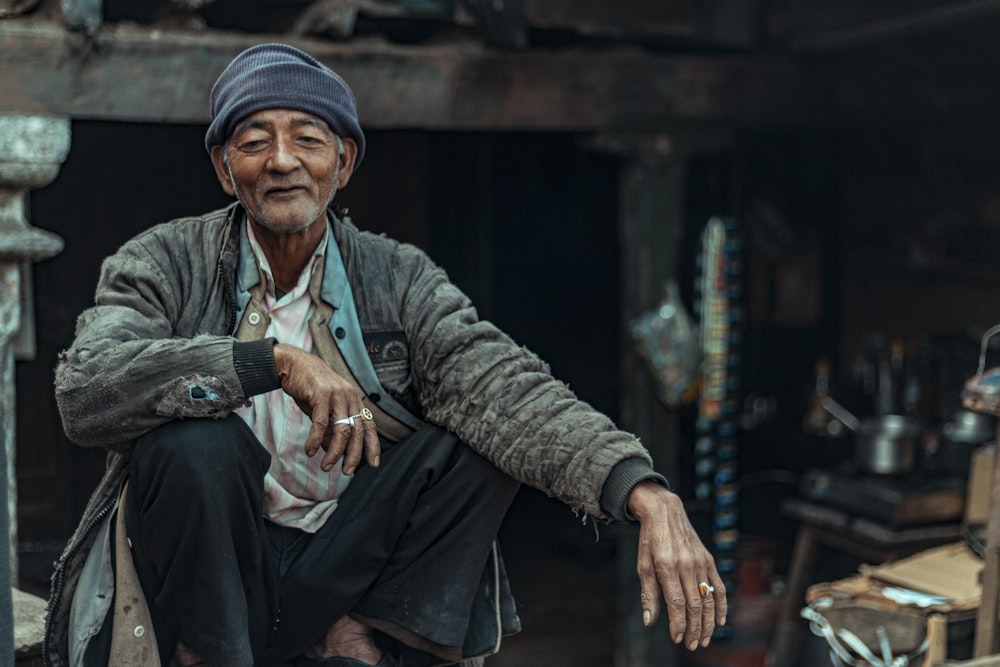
top-left (54, 231), bottom-right (267, 451)
top-left (394, 244), bottom-right (660, 520)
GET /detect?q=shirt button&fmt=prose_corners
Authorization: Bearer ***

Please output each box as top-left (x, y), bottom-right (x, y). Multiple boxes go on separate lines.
top-left (248, 312), bottom-right (261, 326)
top-left (133, 625), bottom-right (145, 638)
top-left (334, 327), bottom-right (346, 339)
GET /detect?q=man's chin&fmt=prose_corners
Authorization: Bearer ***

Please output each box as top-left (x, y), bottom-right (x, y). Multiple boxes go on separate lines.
top-left (252, 211), bottom-right (323, 235)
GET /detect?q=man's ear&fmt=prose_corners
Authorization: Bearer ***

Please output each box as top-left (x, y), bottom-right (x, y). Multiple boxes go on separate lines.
top-left (210, 145), bottom-right (236, 197)
top-left (337, 138), bottom-right (359, 189)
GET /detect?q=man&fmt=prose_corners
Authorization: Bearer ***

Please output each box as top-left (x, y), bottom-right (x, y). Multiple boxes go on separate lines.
top-left (44, 43), bottom-right (726, 667)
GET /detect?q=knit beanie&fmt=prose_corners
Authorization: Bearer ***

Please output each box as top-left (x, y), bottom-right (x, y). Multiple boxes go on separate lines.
top-left (205, 43), bottom-right (366, 172)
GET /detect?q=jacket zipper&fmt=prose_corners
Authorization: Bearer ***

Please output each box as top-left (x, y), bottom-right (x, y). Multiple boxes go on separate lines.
top-left (220, 259), bottom-right (237, 335)
top-left (42, 493), bottom-right (117, 667)
top-left (221, 212), bottom-right (238, 335)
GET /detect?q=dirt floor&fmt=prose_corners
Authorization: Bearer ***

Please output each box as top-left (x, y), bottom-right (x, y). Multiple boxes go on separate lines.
top-left (19, 486), bottom-right (780, 667)
top-left (492, 487), bottom-right (783, 667)
top-left (489, 487), bottom-right (618, 666)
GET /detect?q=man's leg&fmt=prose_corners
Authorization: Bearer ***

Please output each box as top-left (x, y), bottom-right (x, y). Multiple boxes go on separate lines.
top-left (262, 425), bottom-right (521, 666)
top-left (125, 415), bottom-right (277, 667)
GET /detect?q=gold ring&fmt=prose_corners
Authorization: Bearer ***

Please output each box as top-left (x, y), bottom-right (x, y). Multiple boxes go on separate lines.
top-left (698, 582), bottom-right (714, 597)
top-left (360, 407), bottom-right (374, 421)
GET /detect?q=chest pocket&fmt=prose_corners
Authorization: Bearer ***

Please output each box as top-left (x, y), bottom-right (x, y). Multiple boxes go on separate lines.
top-left (365, 331), bottom-right (410, 370)
top-left (363, 330), bottom-right (417, 410)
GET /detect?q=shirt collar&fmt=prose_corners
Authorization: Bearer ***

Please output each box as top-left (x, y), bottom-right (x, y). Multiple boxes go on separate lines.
top-left (243, 215), bottom-right (330, 302)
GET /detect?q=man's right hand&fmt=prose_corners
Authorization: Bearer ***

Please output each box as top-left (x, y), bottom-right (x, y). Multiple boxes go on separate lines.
top-left (272, 343), bottom-right (381, 475)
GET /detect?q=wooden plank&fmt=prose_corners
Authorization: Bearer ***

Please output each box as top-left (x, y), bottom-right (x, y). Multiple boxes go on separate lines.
top-left (522, 0), bottom-right (697, 38)
top-left (924, 613), bottom-right (948, 667)
top-left (934, 656), bottom-right (1000, 666)
top-left (521, 0), bottom-right (759, 47)
top-left (0, 18), bottom-right (805, 129)
top-left (973, 422), bottom-right (1000, 656)
top-left (781, 0), bottom-right (1000, 52)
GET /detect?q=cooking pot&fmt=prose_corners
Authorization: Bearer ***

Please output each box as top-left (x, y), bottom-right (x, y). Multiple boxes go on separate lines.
top-left (943, 409), bottom-right (996, 444)
top-left (940, 409), bottom-right (997, 476)
top-left (822, 397), bottom-right (921, 475)
top-left (854, 414), bottom-right (921, 475)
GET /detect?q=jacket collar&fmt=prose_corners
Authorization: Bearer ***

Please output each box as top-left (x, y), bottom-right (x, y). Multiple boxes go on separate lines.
top-left (233, 205), bottom-right (351, 312)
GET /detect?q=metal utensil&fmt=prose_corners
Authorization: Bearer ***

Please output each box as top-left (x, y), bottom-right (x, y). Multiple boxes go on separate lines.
top-left (821, 396), bottom-right (861, 432)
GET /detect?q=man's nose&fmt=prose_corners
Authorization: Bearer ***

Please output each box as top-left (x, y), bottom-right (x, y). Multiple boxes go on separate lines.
top-left (268, 137), bottom-right (300, 171)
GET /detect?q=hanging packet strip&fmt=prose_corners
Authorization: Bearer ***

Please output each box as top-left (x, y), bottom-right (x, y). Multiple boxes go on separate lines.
top-left (630, 279), bottom-right (702, 408)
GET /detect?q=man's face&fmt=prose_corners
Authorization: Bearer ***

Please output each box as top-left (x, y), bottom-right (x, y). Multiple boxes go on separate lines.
top-left (210, 108), bottom-right (357, 235)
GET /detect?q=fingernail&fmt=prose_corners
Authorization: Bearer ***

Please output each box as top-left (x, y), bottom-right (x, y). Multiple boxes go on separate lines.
top-left (642, 610), bottom-right (651, 627)
top-left (720, 616), bottom-right (727, 627)
top-left (373, 455), bottom-right (380, 468)
top-left (343, 466), bottom-right (354, 475)
top-left (688, 641), bottom-right (698, 651)
top-left (673, 634), bottom-right (683, 644)
top-left (702, 638), bottom-right (711, 648)
top-left (322, 463), bottom-right (332, 472)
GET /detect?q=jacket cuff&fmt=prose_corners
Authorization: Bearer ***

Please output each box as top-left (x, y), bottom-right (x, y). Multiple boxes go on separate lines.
top-left (233, 338), bottom-right (281, 397)
top-left (600, 457), bottom-right (670, 524)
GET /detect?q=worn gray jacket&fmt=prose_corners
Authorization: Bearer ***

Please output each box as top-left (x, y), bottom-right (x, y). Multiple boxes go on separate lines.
top-left (44, 203), bottom-right (661, 666)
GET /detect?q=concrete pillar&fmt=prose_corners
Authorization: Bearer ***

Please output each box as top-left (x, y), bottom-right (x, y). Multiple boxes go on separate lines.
top-left (0, 113), bottom-right (70, 585)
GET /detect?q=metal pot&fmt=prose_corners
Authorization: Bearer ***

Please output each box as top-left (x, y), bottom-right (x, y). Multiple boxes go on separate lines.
top-left (940, 409), bottom-right (997, 476)
top-left (821, 397), bottom-right (921, 474)
top-left (854, 414), bottom-right (921, 475)
top-left (943, 409), bottom-right (996, 444)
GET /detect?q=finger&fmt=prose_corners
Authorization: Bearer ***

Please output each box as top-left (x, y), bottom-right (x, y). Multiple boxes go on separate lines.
top-left (663, 573), bottom-right (689, 647)
top-left (320, 422), bottom-right (352, 472)
top-left (711, 572), bottom-right (728, 629)
top-left (304, 411), bottom-right (330, 458)
top-left (680, 575), bottom-right (704, 651)
top-left (340, 417), bottom-right (365, 475)
top-left (361, 414), bottom-right (381, 468)
top-left (696, 575), bottom-right (717, 649)
top-left (636, 552), bottom-right (662, 630)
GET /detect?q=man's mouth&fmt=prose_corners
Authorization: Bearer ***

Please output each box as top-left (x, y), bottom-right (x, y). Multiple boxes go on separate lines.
top-left (266, 184), bottom-right (308, 197)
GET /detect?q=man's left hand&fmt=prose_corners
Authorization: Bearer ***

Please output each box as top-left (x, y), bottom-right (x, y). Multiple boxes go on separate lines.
top-left (626, 481), bottom-right (727, 651)
top-left (272, 343), bottom-right (381, 475)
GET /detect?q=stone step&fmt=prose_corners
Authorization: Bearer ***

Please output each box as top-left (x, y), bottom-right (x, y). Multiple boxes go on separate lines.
top-left (13, 587), bottom-right (45, 667)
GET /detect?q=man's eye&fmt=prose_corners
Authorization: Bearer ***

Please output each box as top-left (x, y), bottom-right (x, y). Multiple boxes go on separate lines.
top-left (240, 140), bottom-right (268, 151)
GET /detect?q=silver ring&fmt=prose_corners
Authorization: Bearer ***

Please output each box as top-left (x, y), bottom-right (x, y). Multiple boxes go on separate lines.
top-left (698, 582), bottom-right (714, 597)
top-left (334, 414), bottom-right (360, 426)
top-left (333, 408), bottom-right (375, 427)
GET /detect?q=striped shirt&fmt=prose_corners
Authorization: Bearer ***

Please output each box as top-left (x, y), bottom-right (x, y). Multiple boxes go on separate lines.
top-left (234, 219), bottom-right (352, 532)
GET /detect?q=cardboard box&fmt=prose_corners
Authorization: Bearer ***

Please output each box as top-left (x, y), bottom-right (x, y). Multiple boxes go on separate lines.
top-left (965, 444), bottom-right (996, 525)
top-left (864, 541), bottom-right (983, 608)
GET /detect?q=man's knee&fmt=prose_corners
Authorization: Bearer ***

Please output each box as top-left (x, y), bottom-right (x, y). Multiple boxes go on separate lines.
top-left (131, 415), bottom-right (269, 486)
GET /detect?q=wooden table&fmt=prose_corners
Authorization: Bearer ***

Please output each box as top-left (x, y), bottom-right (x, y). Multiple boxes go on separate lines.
top-left (803, 571), bottom-right (978, 667)
top-left (766, 497), bottom-right (964, 667)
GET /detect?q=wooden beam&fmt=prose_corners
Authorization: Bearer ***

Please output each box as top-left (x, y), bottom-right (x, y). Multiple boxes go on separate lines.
top-left (522, 0), bottom-right (697, 39)
top-left (0, 18), bottom-right (804, 129)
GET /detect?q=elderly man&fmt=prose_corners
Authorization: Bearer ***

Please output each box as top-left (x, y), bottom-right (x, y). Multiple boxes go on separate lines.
top-left (44, 44), bottom-right (726, 667)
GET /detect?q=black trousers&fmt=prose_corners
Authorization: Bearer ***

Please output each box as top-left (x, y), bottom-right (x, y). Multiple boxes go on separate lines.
top-left (125, 415), bottom-right (520, 667)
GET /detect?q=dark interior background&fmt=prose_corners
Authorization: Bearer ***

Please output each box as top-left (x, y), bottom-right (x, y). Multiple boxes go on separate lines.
top-left (17, 111), bottom-right (1000, 664)
top-left (15, 123), bottom-right (627, 651)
